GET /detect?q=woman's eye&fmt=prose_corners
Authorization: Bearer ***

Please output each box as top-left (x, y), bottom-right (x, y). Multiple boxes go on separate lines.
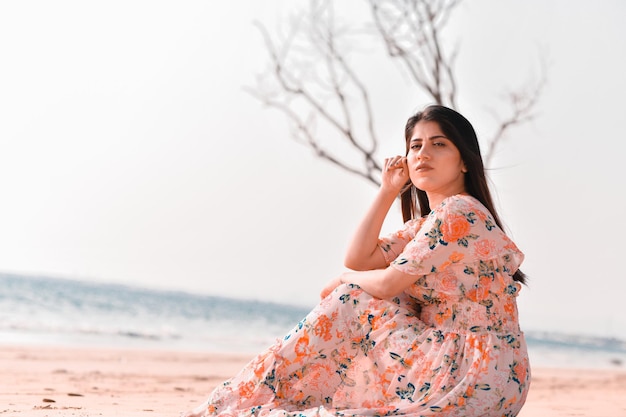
top-left (434, 142), bottom-right (445, 147)
top-left (410, 144), bottom-right (421, 150)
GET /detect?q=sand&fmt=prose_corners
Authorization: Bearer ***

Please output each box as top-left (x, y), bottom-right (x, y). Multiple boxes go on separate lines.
top-left (1, 344), bottom-right (625, 417)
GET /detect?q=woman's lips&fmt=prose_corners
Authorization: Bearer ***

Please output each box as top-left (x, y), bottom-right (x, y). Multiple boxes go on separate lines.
top-left (415, 164), bottom-right (433, 172)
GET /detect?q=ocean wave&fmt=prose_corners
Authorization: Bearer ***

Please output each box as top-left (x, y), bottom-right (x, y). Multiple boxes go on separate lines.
top-left (1, 273), bottom-right (625, 367)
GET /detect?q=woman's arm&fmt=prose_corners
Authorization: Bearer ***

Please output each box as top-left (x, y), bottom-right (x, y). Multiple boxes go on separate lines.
top-left (344, 157), bottom-right (409, 271)
top-left (320, 267), bottom-right (414, 300)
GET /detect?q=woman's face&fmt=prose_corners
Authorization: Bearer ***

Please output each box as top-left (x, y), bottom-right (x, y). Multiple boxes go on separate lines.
top-left (406, 120), bottom-right (466, 200)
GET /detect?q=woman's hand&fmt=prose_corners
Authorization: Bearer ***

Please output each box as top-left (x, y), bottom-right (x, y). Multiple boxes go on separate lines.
top-left (342, 156), bottom-right (407, 272)
top-left (381, 156), bottom-right (410, 193)
top-left (320, 275), bottom-right (344, 300)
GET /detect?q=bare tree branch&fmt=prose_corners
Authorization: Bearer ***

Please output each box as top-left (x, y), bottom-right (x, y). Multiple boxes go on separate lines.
top-left (369, 0), bottom-right (460, 108)
top-left (245, 86), bottom-right (381, 185)
top-left (483, 58), bottom-right (549, 166)
top-left (248, 1), bottom-right (382, 184)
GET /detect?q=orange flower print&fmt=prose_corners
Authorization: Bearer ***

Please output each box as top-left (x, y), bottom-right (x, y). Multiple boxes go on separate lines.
top-left (313, 314), bottom-right (334, 341)
top-left (474, 239), bottom-right (496, 260)
top-left (441, 214), bottom-right (471, 242)
top-left (439, 251), bottom-right (464, 272)
top-left (383, 319), bottom-right (398, 332)
top-left (449, 251), bottom-right (464, 263)
top-left (439, 271), bottom-right (458, 292)
top-left (306, 363), bottom-right (334, 391)
top-left (294, 331), bottom-right (313, 363)
top-left (503, 239), bottom-right (520, 253)
top-left (466, 288), bottom-right (478, 302)
top-left (503, 300), bottom-right (515, 316)
top-left (359, 310), bottom-right (372, 326)
top-left (238, 380), bottom-right (256, 399)
top-left (467, 276), bottom-right (490, 302)
top-left (439, 260), bottom-right (452, 271)
top-left (370, 314), bottom-right (383, 331)
top-left (253, 361), bottom-right (266, 379)
top-left (511, 357), bottom-right (529, 385)
top-left (350, 288), bottom-right (364, 298)
top-left (514, 362), bottom-right (527, 383)
top-left (434, 307), bottom-right (452, 325)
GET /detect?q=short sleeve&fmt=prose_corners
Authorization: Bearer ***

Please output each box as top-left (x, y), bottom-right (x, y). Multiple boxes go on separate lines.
top-left (377, 218), bottom-right (426, 265)
top-left (391, 195), bottom-right (524, 276)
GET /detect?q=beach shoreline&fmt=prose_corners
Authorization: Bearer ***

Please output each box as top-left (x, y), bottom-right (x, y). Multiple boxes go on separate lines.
top-left (1, 344), bottom-right (625, 417)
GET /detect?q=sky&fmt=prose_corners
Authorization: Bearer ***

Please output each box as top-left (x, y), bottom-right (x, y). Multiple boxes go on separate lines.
top-left (1, 0), bottom-right (625, 340)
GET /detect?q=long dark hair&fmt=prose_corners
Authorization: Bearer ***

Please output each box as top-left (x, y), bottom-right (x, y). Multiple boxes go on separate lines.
top-left (400, 105), bottom-right (526, 284)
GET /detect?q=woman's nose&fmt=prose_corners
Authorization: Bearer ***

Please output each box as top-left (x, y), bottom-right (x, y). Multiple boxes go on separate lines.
top-left (417, 145), bottom-right (430, 159)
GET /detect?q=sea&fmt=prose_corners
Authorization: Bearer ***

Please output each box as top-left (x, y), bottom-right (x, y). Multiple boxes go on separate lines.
top-left (1, 273), bottom-right (625, 370)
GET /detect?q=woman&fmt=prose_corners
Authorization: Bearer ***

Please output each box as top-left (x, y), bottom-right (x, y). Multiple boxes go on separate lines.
top-left (183, 105), bottom-right (530, 417)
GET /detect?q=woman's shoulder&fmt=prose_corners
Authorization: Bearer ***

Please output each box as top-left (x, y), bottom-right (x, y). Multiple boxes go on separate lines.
top-left (436, 194), bottom-right (492, 218)
top-left (433, 194), bottom-right (501, 232)
top-left (399, 216), bottom-right (428, 236)
top-left (436, 194), bottom-right (524, 268)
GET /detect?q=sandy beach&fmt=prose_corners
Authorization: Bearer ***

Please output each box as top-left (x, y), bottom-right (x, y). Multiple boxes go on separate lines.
top-left (1, 345), bottom-right (625, 417)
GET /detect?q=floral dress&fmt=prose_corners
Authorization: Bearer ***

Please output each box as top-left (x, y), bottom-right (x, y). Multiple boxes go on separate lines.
top-left (184, 194), bottom-right (530, 417)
